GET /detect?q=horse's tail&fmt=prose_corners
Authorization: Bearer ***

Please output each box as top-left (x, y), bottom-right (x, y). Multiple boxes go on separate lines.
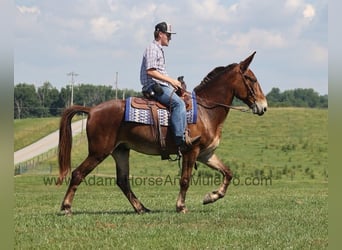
top-left (57, 105), bottom-right (90, 185)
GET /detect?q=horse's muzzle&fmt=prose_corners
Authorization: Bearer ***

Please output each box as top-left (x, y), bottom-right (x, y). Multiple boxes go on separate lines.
top-left (252, 100), bottom-right (268, 116)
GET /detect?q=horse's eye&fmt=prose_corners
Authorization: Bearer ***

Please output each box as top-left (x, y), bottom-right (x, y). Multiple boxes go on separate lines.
top-left (244, 75), bottom-right (257, 83)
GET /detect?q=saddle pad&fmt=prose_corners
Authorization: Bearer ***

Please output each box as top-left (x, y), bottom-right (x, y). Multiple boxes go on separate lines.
top-left (124, 92), bottom-right (197, 126)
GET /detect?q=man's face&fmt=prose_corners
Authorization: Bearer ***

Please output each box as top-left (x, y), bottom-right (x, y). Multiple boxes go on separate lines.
top-left (160, 32), bottom-right (171, 46)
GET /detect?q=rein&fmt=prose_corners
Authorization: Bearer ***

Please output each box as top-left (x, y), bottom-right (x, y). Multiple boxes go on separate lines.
top-left (182, 91), bottom-right (251, 113)
top-left (196, 98), bottom-right (251, 113)
top-left (181, 70), bottom-right (256, 113)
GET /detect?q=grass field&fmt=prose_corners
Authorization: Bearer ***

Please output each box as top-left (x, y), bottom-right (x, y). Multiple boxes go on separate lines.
top-left (14, 115), bottom-right (83, 151)
top-left (14, 108), bottom-right (328, 249)
top-left (14, 117), bottom-right (61, 151)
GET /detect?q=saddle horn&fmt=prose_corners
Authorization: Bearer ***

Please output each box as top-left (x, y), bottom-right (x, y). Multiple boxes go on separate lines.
top-left (176, 76), bottom-right (187, 96)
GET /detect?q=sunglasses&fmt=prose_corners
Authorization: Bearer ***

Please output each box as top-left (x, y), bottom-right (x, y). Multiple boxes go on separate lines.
top-left (163, 32), bottom-right (171, 39)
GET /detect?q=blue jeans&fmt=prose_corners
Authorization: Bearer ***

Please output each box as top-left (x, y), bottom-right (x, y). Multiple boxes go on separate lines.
top-left (153, 84), bottom-right (186, 145)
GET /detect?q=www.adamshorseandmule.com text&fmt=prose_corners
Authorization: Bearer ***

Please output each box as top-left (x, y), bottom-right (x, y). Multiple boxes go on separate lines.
top-left (43, 175), bottom-right (272, 187)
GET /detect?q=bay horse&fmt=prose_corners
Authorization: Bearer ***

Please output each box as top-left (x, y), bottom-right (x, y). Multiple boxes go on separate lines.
top-left (58, 51), bottom-right (267, 214)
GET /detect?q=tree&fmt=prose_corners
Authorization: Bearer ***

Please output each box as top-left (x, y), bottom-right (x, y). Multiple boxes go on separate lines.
top-left (319, 95), bottom-right (328, 108)
top-left (37, 81), bottom-right (60, 117)
top-left (73, 84), bottom-right (108, 106)
top-left (59, 86), bottom-right (72, 108)
top-left (14, 83), bottom-right (40, 119)
top-left (266, 88), bottom-right (327, 108)
top-left (14, 81), bottom-right (327, 119)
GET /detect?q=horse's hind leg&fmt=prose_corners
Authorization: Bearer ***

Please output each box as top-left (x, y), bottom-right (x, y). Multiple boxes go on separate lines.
top-left (60, 155), bottom-right (104, 215)
top-left (112, 145), bottom-right (150, 214)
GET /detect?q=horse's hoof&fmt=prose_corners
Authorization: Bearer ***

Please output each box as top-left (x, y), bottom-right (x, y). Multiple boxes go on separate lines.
top-left (176, 206), bottom-right (189, 214)
top-left (136, 207), bottom-right (151, 214)
top-left (60, 208), bottom-right (72, 216)
top-left (203, 193), bottom-right (214, 205)
top-left (61, 204), bottom-right (72, 216)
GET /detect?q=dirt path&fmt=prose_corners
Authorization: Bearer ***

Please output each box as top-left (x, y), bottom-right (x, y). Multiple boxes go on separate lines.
top-left (14, 119), bottom-right (87, 165)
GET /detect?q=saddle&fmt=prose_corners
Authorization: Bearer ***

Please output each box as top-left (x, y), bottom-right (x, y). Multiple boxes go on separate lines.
top-left (130, 94), bottom-right (193, 112)
top-left (124, 77), bottom-right (197, 160)
top-left (132, 76), bottom-right (192, 111)
top-left (129, 93), bottom-right (194, 160)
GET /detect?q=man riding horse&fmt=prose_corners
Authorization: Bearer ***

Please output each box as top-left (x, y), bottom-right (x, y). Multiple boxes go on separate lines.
top-left (140, 21), bottom-right (201, 153)
top-left (57, 22), bottom-right (268, 214)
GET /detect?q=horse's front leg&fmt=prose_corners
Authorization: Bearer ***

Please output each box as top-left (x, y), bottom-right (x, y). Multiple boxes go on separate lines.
top-left (198, 153), bottom-right (233, 204)
top-left (176, 152), bottom-right (198, 213)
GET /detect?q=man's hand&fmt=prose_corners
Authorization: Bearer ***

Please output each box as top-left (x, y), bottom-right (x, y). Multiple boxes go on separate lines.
top-left (147, 69), bottom-right (182, 90)
top-left (169, 79), bottom-right (182, 90)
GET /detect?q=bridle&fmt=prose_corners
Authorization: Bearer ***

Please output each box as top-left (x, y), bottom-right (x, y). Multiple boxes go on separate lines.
top-left (240, 69), bottom-right (257, 104)
top-left (191, 70), bottom-right (258, 113)
top-left (196, 97), bottom-right (251, 112)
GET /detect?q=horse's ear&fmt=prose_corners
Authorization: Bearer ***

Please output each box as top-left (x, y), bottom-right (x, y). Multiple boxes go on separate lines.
top-left (240, 51), bottom-right (256, 73)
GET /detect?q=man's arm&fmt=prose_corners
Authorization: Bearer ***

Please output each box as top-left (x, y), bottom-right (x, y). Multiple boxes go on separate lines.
top-left (147, 69), bottom-right (182, 89)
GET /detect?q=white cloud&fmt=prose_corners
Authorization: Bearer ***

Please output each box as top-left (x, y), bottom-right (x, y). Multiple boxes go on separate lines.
top-left (303, 4), bottom-right (315, 19)
top-left (284, 0), bottom-right (316, 21)
top-left (89, 17), bottom-right (121, 42)
top-left (107, 0), bottom-right (120, 12)
top-left (227, 29), bottom-right (287, 52)
top-left (281, 1), bottom-right (318, 40)
top-left (16, 5), bottom-right (43, 38)
top-left (129, 4), bottom-right (157, 20)
top-left (285, 0), bottom-right (316, 21)
top-left (285, 0), bottom-right (303, 11)
top-left (56, 45), bottom-right (79, 58)
top-left (14, 0), bottom-right (328, 94)
top-left (17, 5), bottom-right (41, 15)
top-left (310, 44), bottom-right (328, 63)
top-left (188, 0), bottom-right (236, 22)
top-left (51, 16), bottom-right (85, 33)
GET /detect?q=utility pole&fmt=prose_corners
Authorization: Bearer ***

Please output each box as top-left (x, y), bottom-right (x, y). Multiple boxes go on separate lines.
top-left (115, 72), bottom-right (118, 100)
top-left (67, 71), bottom-right (78, 106)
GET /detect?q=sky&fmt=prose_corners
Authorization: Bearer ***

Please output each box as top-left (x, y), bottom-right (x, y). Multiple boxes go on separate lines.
top-left (14, 0), bottom-right (328, 95)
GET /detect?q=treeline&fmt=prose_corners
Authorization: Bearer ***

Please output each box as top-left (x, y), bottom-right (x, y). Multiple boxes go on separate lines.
top-left (14, 82), bottom-right (327, 119)
top-left (265, 88), bottom-right (328, 108)
top-left (233, 87), bottom-right (328, 108)
top-left (14, 82), bottom-right (142, 119)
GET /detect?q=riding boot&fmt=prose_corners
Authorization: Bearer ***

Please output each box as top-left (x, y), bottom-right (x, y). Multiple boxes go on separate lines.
top-left (178, 130), bottom-right (201, 153)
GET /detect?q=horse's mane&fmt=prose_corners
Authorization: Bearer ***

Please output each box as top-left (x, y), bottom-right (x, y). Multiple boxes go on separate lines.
top-left (194, 63), bottom-right (237, 92)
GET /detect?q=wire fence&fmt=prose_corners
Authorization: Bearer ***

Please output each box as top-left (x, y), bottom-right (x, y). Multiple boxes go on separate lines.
top-left (14, 136), bottom-right (84, 176)
top-left (14, 148), bottom-right (57, 175)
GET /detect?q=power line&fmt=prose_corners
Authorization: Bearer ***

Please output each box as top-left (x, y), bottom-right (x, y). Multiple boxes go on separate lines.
top-left (67, 71), bottom-right (79, 106)
top-left (115, 72), bottom-right (118, 100)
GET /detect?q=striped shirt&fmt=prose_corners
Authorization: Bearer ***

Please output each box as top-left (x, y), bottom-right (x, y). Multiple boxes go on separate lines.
top-left (140, 40), bottom-right (169, 91)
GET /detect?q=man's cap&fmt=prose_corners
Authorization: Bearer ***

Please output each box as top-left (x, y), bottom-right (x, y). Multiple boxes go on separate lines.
top-left (155, 22), bottom-right (176, 34)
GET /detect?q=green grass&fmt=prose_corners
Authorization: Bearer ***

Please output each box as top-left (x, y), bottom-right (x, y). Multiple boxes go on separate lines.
top-left (14, 176), bottom-right (328, 249)
top-left (14, 108), bottom-right (328, 249)
top-left (14, 117), bottom-right (61, 151)
top-left (217, 108), bottom-right (328, 181)
top-left (28, 107), bottom-right (327, 182)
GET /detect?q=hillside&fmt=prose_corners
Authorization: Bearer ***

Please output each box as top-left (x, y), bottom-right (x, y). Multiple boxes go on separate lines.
top-left (15, 108), bottom-right (328, 181)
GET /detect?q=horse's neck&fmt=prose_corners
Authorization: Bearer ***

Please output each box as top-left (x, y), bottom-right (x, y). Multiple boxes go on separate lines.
top-left (195, 79), bottom-right (235, 125)
top-left (195, 77), bottom-right (235, 108)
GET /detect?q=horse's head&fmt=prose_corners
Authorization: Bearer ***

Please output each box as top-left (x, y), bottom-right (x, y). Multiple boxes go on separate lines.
top-left (234, 52), bottom-right (268, 116)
